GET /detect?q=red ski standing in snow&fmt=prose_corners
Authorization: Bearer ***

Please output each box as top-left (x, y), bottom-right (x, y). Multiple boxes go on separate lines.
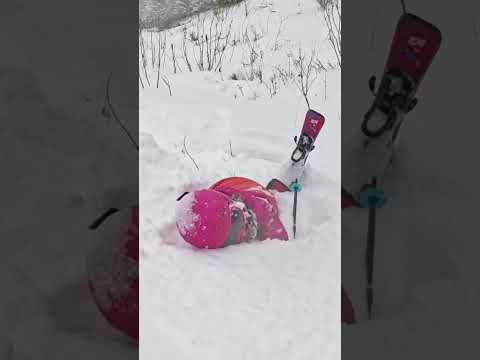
top-left (341, 13), bottom-right (442, 324)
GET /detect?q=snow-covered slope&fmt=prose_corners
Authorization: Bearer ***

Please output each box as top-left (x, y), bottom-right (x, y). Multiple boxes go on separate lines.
top-left (140, 1), bottom-right (341, 359)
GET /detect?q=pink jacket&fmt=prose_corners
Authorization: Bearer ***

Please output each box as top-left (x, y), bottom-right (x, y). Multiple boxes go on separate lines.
top-left (210, 177), bottom-right (289, 241)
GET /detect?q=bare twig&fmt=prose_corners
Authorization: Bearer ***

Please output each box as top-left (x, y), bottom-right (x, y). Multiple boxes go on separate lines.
top-left (102, 72), bottom-right (139, 151)
top-left (188, 10), bottom-right (233, 72)
top-left (237, 84), bottom-right (244, 96)
top-left (140, 35), bottom-right (151, 86)
top-left (272, 16), bottom-right (288, 51)
top-left (323, 1), bottom-right (341, 68)
top-left (150, 31), bottom-right (156, 68)
top-left (156, 32), bottom-right (166, 87)
top-left (291, 47), bottom-right (320, 109)
top-left (161, 76), bottom-right (172, 96)
top-left (182, 28), bottom-right (193, 72)
top-left (171, 43), bottom-right (178, 73)
top-left (229, 139), bottom-right (234, 157)
top-left (264, 73), bottom-right (279, 98)
top-left (183, 136), bottom-right (200, 170)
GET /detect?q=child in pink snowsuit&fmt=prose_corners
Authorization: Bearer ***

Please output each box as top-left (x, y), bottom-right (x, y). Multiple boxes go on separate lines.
top-left (176, 176), bottom-right (290, 249)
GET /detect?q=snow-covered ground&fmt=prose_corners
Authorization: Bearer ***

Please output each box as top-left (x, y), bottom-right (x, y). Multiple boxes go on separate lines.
top-left (140, 1), bottom-right (341, 359)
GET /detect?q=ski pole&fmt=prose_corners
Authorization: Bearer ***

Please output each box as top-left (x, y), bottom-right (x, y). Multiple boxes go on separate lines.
top-left (290, 179), bottom-right (301, 239)
top-left (293, 192), bottom-right (298, 238)
top-left (365, 177), bottom-right (378, 319)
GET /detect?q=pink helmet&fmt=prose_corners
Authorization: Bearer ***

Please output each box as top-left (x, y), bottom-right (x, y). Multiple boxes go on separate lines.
top-left (175, 189), bottom-right (248, 249)
top-left (87, 206), bottom-right (139, 341)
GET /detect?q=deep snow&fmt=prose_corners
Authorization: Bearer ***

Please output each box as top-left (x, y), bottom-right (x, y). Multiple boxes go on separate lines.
top-left (140, 0), bottom-right (341, 359)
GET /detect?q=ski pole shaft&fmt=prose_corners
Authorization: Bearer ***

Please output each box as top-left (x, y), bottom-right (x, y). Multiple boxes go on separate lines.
top-left (293, 184), bottom-right (298, 239)
top-left (365, 177), bottom-right (377, 319)
top-left (366, 202), bottom-right (376, 318)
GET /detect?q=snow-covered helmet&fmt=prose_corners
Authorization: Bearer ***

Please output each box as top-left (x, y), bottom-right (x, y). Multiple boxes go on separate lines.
top-left (175, 189), bottom-right (254, 249)
top-left (87, 206), bottom-right (139, 341)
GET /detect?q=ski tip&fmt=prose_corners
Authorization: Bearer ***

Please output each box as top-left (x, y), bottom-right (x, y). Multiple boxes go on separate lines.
top-left (400, 12), bottom-right (442, 44)
top-left (306, 109), bottom-right (326, 124)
